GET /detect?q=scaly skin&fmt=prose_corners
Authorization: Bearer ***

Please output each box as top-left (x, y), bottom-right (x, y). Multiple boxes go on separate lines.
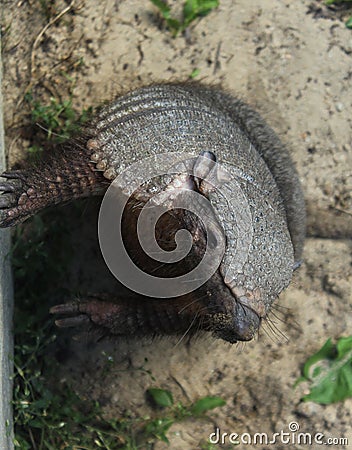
top-left (0, 83), bottom-right (305, 343)
top-left (0, 137), bottom-right (108, 227)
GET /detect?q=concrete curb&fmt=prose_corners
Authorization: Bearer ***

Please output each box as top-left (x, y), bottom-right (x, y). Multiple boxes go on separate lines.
top-left (0, 36), bottom-right (14, 450)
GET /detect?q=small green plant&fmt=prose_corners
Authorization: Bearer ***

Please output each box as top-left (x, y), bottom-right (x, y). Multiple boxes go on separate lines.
top-left (326, 0), bottom-right (352, 28)
top-left (190, 68), bottom-right (201, 78)
top-left (295, 336), bottom-right (352, 404)
top-left (25, 91), bottom-right (92, 143)
top-left (150, 0), bottom-right (219, 36)
top-left (24, 73), bottom-right (92, 158)
top-left (146, 387), bottom-right (226, 444)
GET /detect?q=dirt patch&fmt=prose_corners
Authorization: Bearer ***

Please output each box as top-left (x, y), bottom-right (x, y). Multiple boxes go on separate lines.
top-left (2, 0), bottom-right (352, 448)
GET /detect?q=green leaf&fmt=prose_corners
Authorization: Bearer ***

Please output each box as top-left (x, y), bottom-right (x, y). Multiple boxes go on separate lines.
top-left (302, 338), bottom-right (335, 379)
top-left (297, 336), bottom-right (352, 404)
top-left (28, 418), bottom-right (46, 429)
top-left (167, 18), bottom-right (182, 33)
top-left (150, 0), bottom-right (172, 20)
top-left (150, 0), bottom-right (182, 34)
top-left (147, 388), bottom-right (174, 407)
top-left (190, 68), bottom-right (200, 78)
top-left (183, 0), bottom-right (219, 27)
top-left (144, 417), bottom-right (174, 443)
top-left (190, 396), bottom-right (226, 415)
top-left (346, 16), bottom-right (352, 28)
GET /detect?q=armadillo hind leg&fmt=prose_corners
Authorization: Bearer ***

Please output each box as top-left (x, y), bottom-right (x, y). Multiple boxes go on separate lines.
top-left (0, 139), bottom-right (108, 228)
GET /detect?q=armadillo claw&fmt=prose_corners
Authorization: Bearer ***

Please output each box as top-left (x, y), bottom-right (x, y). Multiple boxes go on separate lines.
top-left (55, 315), bottom-right (91, 328)
top-left (0, 171), bottom-right (26, 180)
top-left (50, 303), bottom-right (80, 315)
top-left (50, 302), bottom-right (90, 328)
top-left (50, 302), bottom-right (93, 329)
top-left (50, 299), bottom-right (122, 331)
top-left (0, 193), bottom-right (17, 208)
top-left (0, 172), bottom-right (32, 227)
top-left (0, 182), bottom-right (17, 193)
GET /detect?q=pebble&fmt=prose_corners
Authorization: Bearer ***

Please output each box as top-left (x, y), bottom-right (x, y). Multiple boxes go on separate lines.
top-left (295, 401), bottom-right (323, 417)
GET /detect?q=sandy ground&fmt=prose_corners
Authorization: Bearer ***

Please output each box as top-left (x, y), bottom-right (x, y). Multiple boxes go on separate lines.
top-left (2, 0), bottom-right (352, 448)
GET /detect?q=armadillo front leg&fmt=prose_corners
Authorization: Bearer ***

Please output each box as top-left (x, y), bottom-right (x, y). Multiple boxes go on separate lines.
top-left (50, 294), bottom-right (205, 337)
top-left (0, 139), bottom-right (108, 227)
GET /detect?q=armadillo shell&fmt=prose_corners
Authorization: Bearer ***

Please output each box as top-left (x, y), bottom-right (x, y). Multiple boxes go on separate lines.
top-left (87, 83), bottom-right (301, 312)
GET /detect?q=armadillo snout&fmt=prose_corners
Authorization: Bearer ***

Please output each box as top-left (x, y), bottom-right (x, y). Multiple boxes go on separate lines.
top-left (210, 304), bottom-right (261, 343)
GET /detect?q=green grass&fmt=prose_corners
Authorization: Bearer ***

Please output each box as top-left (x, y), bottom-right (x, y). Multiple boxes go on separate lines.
top-left (25, 93), bottom-right (90, 141)
top-left (24, 86), bottom-right (92, 158)
top-left (150, 0), bottom-right (219, 36)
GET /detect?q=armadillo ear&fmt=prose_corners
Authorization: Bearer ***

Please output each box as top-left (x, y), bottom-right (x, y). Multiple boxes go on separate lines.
top-left (192, 151), bottom-right (232, 197)
top-left (193, 151), bottom-right (217, 184)
top-left (164, 150), bottom-right (221, 198)
top-left (149, 151), bottom-right (223, 210)
top-left (156, 151), bottom-right (218, 201)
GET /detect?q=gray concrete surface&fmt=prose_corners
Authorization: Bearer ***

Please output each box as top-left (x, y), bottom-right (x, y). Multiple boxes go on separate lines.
top-left (0, 36), bottom-right (14, 450)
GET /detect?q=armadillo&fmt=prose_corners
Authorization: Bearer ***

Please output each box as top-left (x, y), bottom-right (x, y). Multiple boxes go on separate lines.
top-left (0, 83), bottom-right (305, 343)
